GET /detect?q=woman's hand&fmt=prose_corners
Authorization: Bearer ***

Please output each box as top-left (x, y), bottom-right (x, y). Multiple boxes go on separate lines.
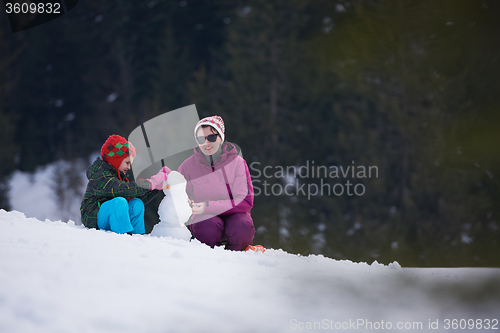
top-left (191, 202), bottom-right (205, 215)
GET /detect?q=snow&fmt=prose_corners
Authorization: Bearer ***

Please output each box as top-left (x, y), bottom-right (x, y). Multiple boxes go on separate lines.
top-left (106, 92), bottom-right (118, 102)
top-left (1, 210), bottom-right (499, 333)
top-left (9, 167), bottom-right (60, 222)
top-left (8, 157), bottom-right (95, 225)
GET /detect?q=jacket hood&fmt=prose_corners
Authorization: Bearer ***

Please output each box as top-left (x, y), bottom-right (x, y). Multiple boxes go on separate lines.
top-left (86, 158), bottom-right (125, 180)
top-left (193, 142), bottom-right (239, 168)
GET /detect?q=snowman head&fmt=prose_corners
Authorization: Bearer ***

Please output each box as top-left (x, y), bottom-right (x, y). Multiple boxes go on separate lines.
top-left (163, 170), bottom-right (187, 193)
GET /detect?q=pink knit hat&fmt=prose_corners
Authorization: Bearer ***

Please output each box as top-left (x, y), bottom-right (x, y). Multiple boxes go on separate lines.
top-left (194, 115), bottom-right (225, 142)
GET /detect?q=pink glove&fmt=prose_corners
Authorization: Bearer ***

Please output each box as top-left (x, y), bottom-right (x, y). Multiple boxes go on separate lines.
top-left (160, 166), bottom-right (172, 176)
top-left (146, 167), bottom-right (170, 190)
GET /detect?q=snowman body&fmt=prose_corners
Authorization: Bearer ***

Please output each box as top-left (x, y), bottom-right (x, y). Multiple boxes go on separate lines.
top-left (150, 171), bottom-right (192, 241)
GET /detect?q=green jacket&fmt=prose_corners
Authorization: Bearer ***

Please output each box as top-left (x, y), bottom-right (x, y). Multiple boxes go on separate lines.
top-left (80, 158), bottom-right (160, 229)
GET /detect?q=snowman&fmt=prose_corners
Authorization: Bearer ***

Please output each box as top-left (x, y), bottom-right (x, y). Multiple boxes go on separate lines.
top-left (150, 170), bottom-right (192, 241)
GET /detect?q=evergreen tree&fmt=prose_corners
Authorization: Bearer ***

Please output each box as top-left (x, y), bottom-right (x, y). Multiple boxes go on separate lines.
top-left (0, 14), bottom-right (21, 209)
top-left (310, 0), bottom-right (500, 265)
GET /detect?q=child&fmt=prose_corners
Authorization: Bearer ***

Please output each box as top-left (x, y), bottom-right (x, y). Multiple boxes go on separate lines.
top-left (80, 134), bottom-right (170, 234)
top-left (178, 116), bottom-right (260, 251)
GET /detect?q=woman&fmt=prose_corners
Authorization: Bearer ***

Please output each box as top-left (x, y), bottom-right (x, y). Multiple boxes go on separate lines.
top-left (178, 116), bottom-right (259, 251)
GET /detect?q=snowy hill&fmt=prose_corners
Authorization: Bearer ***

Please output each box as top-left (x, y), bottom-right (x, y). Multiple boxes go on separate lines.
top-left (1, 210), bottom-right (499, 333)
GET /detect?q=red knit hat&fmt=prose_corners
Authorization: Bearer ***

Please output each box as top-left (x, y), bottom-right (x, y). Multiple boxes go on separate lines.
top-left (101, 135), bottom-right (136, 171)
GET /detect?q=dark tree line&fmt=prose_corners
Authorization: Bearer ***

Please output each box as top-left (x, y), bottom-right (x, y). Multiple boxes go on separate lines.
top-left (1, 0), bottom-right (499, 266)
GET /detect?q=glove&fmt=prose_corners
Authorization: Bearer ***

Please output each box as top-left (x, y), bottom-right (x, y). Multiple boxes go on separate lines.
top-left (146, 168), bottom-right (170, 190)
top-left (160, 166), bottom-right (172, 176)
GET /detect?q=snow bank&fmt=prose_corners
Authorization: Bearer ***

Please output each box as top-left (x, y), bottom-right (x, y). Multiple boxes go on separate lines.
top-left (8, 158), bottom-right (89, 224)
top-left (0, 209), bottom-right (499, 333)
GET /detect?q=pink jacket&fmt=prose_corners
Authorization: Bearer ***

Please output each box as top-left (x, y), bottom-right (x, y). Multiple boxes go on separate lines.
top-left (178, 142), bottom-right (254, 219)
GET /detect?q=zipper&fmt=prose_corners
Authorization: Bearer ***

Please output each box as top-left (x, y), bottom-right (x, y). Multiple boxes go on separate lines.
top-left (210, 155), bottom-right (215, 172)
top-left (210, 154), bottom-right (234, 208)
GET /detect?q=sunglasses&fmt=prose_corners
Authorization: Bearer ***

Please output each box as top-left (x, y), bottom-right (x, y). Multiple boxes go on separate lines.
top-left (195, 134), bottom-right (219, 144)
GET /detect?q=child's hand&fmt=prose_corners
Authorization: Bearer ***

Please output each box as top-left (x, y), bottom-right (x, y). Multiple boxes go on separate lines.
top-left (160, 166), bottom-right (172, 176)
top-left (191, 202), bottom-right (205, 215)
top-left (147, 169), bottom-right (169, 190)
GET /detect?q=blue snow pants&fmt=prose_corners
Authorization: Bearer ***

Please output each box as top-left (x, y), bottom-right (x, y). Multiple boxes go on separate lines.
top-left (97, 197), bottom-right (145, 234)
